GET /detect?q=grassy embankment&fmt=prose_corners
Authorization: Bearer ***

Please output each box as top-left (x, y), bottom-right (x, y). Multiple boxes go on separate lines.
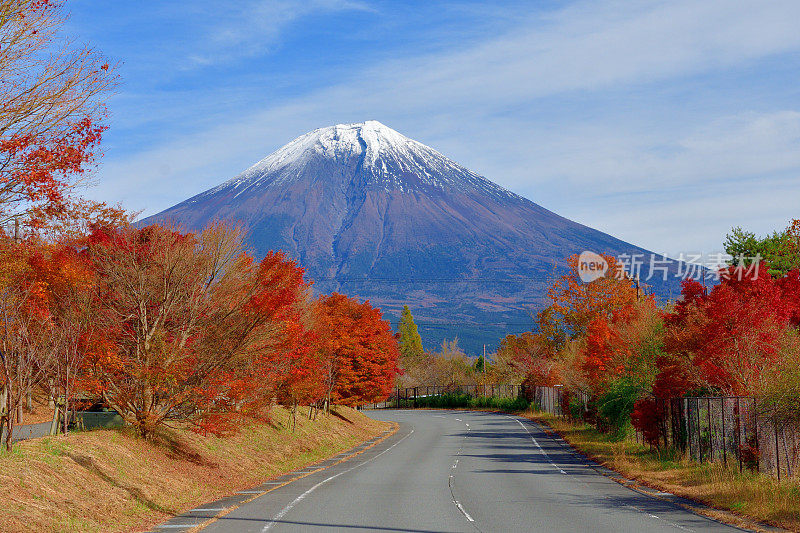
top-left (527, 412), bottom-right (800, 532)
top-left (0, 406), bottom-right (390, 533)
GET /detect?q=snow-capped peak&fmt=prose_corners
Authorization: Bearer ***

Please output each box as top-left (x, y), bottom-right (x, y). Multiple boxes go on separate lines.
top-left (205, 121), bottom-right (519, 201)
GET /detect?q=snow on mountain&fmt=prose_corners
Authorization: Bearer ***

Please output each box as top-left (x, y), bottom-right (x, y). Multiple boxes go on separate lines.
top-left (142, 121), bottom-right (683, 353)
top-left (197, 121), bottom-right (516, 201)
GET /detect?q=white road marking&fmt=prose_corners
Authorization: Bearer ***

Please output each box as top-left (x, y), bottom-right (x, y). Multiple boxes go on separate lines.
top-left (508, 415), bottom-right (693, 532)
top-left (508, 417), bottom-right (567, 475)
top-left (237, 490), bottom-right (265, 494)
top-left (621, 503), bottom-right (692, 531)
top-left (189, 508), bottom-right (227, 512)
top-left (261, 428), bottom-right (415, 532)
top-left (454, 500), bottom-right (475, 522)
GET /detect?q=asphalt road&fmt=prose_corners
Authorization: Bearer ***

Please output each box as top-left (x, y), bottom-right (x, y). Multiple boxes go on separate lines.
top-left (154, 410), bottom-right (748, 533)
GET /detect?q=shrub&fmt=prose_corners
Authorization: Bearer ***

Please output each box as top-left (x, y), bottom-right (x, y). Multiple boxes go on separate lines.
top-left (595, 378), bottom-right (642, 440)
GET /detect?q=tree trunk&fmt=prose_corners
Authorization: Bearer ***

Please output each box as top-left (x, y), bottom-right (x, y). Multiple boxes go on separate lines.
top-left (4, 389), bottom-right (12, 452)
top-left (62, 368), bottom-right (69, 436)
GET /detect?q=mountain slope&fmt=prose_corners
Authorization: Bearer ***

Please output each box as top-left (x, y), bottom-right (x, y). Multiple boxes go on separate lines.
top-left (141, 121), bottom-right (681, 353)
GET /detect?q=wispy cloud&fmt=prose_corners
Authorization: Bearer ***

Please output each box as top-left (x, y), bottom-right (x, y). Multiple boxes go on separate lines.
top-left (91, 0), bottom-right (800, 254)
top-left (186, 0), bottom-right (373, 67)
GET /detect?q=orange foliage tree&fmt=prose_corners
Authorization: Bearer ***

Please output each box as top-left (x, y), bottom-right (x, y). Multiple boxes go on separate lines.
top-left (84, 223), bottom-right (317, 437)
top-left (0, 0), bottom-right (116, 227)
top-left (542, 253), bottom-right (639, 345)
top-left (316, 293), bottom-right (399, 407)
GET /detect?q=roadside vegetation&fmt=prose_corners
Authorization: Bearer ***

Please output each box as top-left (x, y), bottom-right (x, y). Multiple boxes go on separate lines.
top-left (399, 392), bottom-right (529, 411)
top-left (0, 405), bottom-right (390, 533)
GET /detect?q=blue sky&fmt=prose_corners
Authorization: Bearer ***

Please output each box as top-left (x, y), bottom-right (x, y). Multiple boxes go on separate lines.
top-left (67, 0), bottom-right (800, 255)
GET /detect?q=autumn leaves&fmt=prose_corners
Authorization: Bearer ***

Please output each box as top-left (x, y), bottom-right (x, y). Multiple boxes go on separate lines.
top-left (0, 1), bottom-right (400, 447)
top-left (497, 239), bottom-right (800, 444)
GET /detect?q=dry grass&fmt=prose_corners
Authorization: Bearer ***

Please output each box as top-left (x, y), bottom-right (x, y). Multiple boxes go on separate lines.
top-left (0, 406), bottom-right (390, 533)
top-left (527, 413), bottom-right (800, 532)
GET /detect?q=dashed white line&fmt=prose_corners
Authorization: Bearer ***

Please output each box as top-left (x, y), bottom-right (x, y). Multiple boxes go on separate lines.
top-left (621, 503), bottom-right (692, 531)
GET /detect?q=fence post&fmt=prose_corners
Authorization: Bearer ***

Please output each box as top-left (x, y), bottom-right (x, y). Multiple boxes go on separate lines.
top-left (754, 399), bottom-right (760, 473)
top-left (686, 399), bottom-right (693, 460)
top-left (776, 421), bottom-right (781, 481)
top-left (721, 397), bottom-right (727, 466)
top-left (708, 397), bottom-right (713, 463)
top-left (695, 399), bottom-right (701, 462)
top-left (736, 397), bottom-right (742, 473)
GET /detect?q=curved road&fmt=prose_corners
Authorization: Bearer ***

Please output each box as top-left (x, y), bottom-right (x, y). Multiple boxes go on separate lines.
top-left (154, 410), bottom-right (747, 533)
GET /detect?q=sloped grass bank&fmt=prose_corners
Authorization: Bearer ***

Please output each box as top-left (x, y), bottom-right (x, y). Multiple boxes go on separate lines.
top-left (0, 406), bottom-right (390, 533)
top-left (528, 413), bottom-right (800, 532)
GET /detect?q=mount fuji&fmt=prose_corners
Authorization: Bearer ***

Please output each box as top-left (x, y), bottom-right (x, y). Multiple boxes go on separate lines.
top-left (141, 121), bottom-right (681, 353)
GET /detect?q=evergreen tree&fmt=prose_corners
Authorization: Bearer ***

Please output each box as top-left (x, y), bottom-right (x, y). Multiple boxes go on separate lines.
top-left (398, 305), bottom-right (424, 358)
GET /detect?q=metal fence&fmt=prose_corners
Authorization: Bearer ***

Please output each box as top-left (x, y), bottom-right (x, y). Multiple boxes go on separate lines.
top-left (365, 384), bottom-right (572, 413)
top-left (655, 397), bottom-right (800, 479)
top-left (365, 384), bottom-right (523, 409)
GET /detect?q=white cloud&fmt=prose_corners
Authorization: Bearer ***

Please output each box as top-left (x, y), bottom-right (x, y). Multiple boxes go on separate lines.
top-left (187, 0), bottom-right (373, 67)
top-left (91, 0), bottom-right (800, 255)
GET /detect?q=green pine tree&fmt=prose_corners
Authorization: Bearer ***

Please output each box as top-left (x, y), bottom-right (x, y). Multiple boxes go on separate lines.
top-left (398, 305), bottom-right (424, 359)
